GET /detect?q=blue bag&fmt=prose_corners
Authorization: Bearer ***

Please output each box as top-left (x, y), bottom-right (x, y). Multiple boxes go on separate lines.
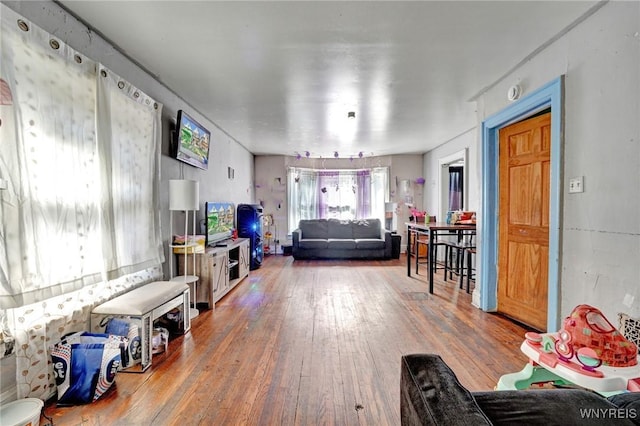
top-left (50, 331), bottom-right (126, 406)
top-left (105, 317), bottom-right (141, 368)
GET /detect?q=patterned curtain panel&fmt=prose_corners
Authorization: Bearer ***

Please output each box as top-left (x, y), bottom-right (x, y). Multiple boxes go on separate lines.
top-left (96, 65), bottom-right (164, 279)
top-left (0, 7), bottom-right (163, 308)
top-left (0, 8), bottom-right (103, 309)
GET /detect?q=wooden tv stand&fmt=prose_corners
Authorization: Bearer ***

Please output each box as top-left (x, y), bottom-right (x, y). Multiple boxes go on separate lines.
top-left (177, 238), bottom-right (250, 309)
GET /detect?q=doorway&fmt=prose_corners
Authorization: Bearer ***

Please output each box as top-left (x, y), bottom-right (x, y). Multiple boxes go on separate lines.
top-left (438, 149), bottom-right (468, 223)
top-left (479, 77), bottom-right (564, 332)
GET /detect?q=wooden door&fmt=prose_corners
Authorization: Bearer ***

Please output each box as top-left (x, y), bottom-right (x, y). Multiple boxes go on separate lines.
top-left (498, 112), bottom-right (550, 331)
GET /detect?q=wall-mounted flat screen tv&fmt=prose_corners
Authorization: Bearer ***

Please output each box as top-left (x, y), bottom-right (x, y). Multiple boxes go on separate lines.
top-left (174, 110), bottom-right (211, 170)
top-left (205, 202), bottom-right (235, 246)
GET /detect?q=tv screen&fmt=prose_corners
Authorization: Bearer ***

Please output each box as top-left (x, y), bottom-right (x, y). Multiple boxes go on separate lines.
top-left (205, 202), bottom-right (235, 246)
top-left (175, 110), bottom-right (211, 170)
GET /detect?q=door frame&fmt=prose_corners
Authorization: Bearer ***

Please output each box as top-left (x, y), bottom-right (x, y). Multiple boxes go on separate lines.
top-left (438, 148), bottom-right (468, 222)
top-left (479, 76), bottom-right (564, 331)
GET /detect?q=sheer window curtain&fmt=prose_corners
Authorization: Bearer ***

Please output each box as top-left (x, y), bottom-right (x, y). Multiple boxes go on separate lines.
top-left (287, 166), bottom-right (389, 233)
top-left (317, 171), bottom-right (359, 219)
top-left (287, 167), bottom-right (318, 234)
top-left (370, 167), bottom-right (390, 224)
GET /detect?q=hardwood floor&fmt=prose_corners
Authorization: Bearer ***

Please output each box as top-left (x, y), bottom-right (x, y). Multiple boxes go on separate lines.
top-left (44, 255), bottom-right (531, 425)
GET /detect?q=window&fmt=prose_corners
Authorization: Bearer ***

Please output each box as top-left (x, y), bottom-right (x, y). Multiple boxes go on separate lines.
top-left (287, 167), bottom-right (389, 233)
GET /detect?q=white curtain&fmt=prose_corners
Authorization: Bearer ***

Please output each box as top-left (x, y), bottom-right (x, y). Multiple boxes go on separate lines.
top-left (96, 65), bottom-right (164, 279)
top-left (370, 167), bottom-right (390, 224)
top-left (0, 10), bottom-right (103, 308)
top-left (287, 167), bottom-right (318, 234)
top-left (0, 6), bottom-right (163, 309)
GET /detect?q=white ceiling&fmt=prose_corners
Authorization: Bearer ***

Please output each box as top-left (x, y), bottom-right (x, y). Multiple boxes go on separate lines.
top-left (58, 1), bottom-right (598, 158)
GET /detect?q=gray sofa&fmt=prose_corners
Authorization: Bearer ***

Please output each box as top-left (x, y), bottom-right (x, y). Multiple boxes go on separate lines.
top-left (292, 218), bottom-right (392, 260)
top-left (401, 353), bottom-right (640, 425)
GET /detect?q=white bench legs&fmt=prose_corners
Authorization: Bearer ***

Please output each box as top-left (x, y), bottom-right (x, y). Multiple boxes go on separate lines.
top-left (91, 281), bottom-right (190, 372)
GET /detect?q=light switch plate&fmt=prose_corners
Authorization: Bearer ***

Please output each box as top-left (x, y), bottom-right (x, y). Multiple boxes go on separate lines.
top-left (569, 176), bottom-right (584, 193)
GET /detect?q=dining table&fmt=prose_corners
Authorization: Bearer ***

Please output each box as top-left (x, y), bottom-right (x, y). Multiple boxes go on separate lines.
top-left (406, 221), bottom-right (477, 294)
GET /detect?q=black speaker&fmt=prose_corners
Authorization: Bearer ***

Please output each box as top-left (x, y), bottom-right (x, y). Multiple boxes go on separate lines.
top-left (237, 204), bottom-right (263, 270)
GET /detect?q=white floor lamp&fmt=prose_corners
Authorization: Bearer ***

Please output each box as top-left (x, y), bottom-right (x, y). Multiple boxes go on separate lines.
top-left (169, 179), bottom-right (200, 319)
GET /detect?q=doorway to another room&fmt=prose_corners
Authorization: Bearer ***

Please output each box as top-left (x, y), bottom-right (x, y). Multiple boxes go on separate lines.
top-left (480, 76), bottom-right (564, 332)
top-left (439, 149), bottom-right (468, 223)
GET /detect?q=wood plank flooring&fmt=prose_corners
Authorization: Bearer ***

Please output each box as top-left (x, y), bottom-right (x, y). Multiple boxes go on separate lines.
top-left (43, 255), bottom-right (531, 425)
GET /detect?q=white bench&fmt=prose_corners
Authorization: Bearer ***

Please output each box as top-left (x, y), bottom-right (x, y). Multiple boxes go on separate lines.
top-left (91, 281), bottom-right (191, 372)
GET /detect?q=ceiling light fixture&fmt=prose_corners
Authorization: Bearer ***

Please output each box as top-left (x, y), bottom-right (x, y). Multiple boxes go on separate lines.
top-left (347, 111), bottom-right (356, 119)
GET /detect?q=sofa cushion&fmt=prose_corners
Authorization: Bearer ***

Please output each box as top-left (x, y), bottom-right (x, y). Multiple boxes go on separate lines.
top-left (327, 239), bottom-right (357, 250)
top-left (607, 393), bottom-right (640, 425)
top-left (401, 354), bottom-right (492, 426)
top-left (473, 389), bottom-right (637, 425)
top-left (356, 238), bottom-right (385, 249)
top-left (352, 219), bottom-right (381, 239)
top-left (328, 219), bottom-right (354, 239)
top-left (299, 239), bottom-right (328, 249)
top-left (299, 219), bottom-right (328, 239)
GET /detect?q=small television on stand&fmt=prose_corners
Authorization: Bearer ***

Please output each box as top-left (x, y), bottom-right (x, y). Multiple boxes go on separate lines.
top-left (205, 202), bottom-right (235, 246)
top-left (174, 110), bottom-right (211, 170)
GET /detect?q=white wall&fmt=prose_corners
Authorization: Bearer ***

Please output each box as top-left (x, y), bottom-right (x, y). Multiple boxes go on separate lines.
top-left (254, 156), bottom-right (288, 252)
top-left (390, 155), bottom-right (426, 251)
top-left (473, 1), bottom-right (639, 322)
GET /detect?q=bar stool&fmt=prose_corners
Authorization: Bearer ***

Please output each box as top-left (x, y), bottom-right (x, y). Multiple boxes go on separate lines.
top-left (443, 241), bottom-right (460, 281)
top-left (443, 232), bottom-right (474, 283)
top-left (414, 230), bottom-right (429, 273)
top-left (459, 247), bottom-right (476, 293)
top-left (414, 230), bottom-right (448, 275)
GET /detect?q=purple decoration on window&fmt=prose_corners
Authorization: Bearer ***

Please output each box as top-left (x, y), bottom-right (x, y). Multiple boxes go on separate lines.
top-left (415, 177), bottom-right (426, 185)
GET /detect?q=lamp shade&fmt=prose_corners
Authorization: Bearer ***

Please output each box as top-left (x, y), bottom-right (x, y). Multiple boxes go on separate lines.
top-left (169, 179), bottom-right (199, 211)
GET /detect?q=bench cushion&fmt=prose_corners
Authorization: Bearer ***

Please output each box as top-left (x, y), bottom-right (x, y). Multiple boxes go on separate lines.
top-left (92, 281), bottom-right (188, 316)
